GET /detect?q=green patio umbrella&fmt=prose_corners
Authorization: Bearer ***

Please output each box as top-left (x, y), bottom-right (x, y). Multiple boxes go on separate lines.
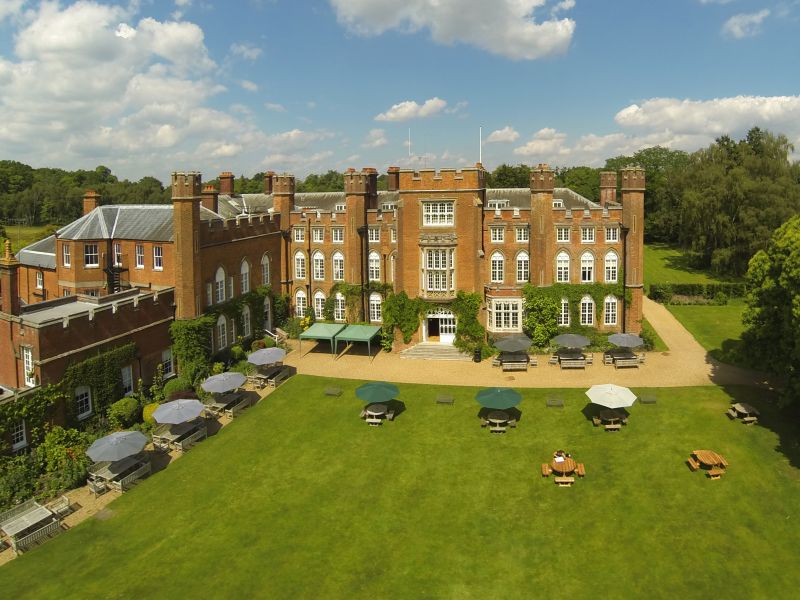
top-left (475, 387), bottom-right (522, 410)
top-left (355, 382), bottom-right (399, 404)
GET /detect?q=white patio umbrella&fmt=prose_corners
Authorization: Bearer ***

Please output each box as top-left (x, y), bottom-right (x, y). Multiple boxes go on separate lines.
top-left (247, 347), bottom-right (286, 366)
top-left (153, 399), bottom-right (205, 425)
top-left (86, 431), bottom-right (148, 463)
top-left (201, 372), bottom-right (247, 394)
top-left (585, 384), bottom-right (638, 410)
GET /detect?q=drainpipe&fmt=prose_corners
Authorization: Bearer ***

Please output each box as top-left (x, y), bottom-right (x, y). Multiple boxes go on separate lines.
top-left (620, 225), bottom-right (630, 333)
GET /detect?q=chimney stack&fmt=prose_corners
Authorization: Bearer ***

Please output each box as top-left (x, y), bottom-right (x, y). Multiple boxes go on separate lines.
top-left (599, 171), bottom-right (617, 207)
top-left (387, 166), bottom-right (400, 192)
top-left (219, 172), bottom-right (235, 195)
top-left (0, 239), bottom-right (21, 315)
top-left (264, 171), bottom-right (275, 195)
top-left (201, 184), bottom-right (219, 214)
top-left (82, 190), bottom-right (101, 216)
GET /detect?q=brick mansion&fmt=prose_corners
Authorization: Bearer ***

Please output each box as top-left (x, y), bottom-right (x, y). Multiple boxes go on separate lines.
top-left (0, 162), bottom-right (643, 448)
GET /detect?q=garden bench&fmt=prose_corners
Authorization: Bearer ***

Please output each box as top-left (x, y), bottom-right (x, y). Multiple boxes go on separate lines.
top-left (546, 398), bottom-right (564, 408)
top-left (614, 358), bottom-right (639, 369)
top-left (604, 423), bottom-right (621, 432)
top-left (560, 359), bottom-right (586, 369)
top-left (491, 357), bottom-right (501, 367)
top-left (576, 463), bottom-right (586, 477)
top-left (638, 353), bottom-right (647, 364)
top-left (507, 419), bottom-right (517, 428)
top-left (176, 427), bottom-right (207, 452)
top-left (603, 354), bottom-right (614, 365)
top-left (742, 416), bottom-right (758, 425)
top-left (489, 425), bottom-right (506, 434)
top-left (548, 355), bottom-right (559, 365)
top-left (502, 361), bottom-right (528, 372)
top-left (366, 417), bottom-right (382, 426)
top-left (687, 456), bottom-right (700, 471)
top-left (12, 519), bottom-right (61, 555)
top-left (113, 462), bottom-right (152, 492)
top-left (585, 354), bottom-right (594, 365)
top-left (436, 394), bottom-right (454, 405)
top-left (541, 463), bottom-right (552, 477)
top-left (269, 367), bottom-right (292, 387)
top-left (480, 418), bottom-right (489, 428)
top-left (708, 467), bottom-right (725, 479)
top-left (726, 408), bottom-right (738, 419)
top-left (386, 410), bottom-right (396, 421)
top-left (46, 495), bottom-right (71, 520)
top-left (592, 416), bottom-right (602, 427)
top-left (554, 476), bottom-right (575, 487)
top-left (324, 387), bottom-right (342, 397)
top-left (225, 397), bottom-right (251, 419)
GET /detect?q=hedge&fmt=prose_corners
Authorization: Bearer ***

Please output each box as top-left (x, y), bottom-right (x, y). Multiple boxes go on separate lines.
top-left (649, 282), bottom-right (747, 304)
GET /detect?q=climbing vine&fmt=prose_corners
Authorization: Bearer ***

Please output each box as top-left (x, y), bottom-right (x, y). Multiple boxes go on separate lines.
top-left (170, 314), bottom-right (215, 386)
top-left (321, 282), bottom-right (394, 323)
top-left (0, 385), bottom-right (65, 451)
top-left (450, 291), bottom-right (488, 355)
top-left (381, 292), bottom-right (429, 350)
top-left (206, 285), bottom-right (272, 339)
top-left (522, 278), bottom-right (627, 326)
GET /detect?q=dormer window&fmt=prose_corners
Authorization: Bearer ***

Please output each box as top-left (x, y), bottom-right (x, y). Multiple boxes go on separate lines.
top-left (487, 199), bottom-right (509, 210)
top-left (335, 203), bottom-right (346, 212)
top-left (553, 200), bottom-right (564, 208)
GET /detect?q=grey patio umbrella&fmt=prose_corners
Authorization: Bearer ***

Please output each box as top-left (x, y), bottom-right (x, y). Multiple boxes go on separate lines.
top-left (494, 335), bottom-right (533, 353)
top-left (608, 333), bottom-right (644, 348)
top-left (201, 372), bottom-right (247, 394)
top-left (356, 381), bottom-right (399, 404)
top-left (552, 333), bottom-right (591, 348)
top-left (475, 387), bottom-right (522, 410)
top-left (153, 399), bottom-right (205, 425)
top-left (86, 431), bottom-right (148, 463)
top-left (247, 347), bottom-right (287, 366)
top-left (585, 384), bottom-right (637, 410)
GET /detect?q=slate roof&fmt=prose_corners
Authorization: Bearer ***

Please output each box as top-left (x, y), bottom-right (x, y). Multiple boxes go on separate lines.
top-left (16, 236), bottom-right (56, 269)
top-left (485, 188), bottom-right (602, 210)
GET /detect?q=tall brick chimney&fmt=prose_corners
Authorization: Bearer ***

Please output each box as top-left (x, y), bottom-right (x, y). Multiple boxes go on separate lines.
top-left (264, 171), bottom-right (275, 195)
top-left (530, 163), bottom-right (555, 287)
top-left (387, 166), bottom-right (400, 192)
top-left (599, 171), bottom-right (617, 207)
top-left (0, 239), bottom-right (21, 315)
top-left (172, 172), bottom-right (203, 319)
top-left (201, 184), bottom-right (219, 214)
top-left (219, 172), bottom-right (234, 195)
top-left (621, 166), bottom-right (646, 333)
top-left (83, 190), bottom-right (101, 216)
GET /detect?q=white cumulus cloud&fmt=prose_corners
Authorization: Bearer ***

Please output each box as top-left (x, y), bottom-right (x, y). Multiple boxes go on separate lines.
top-left (513, 128), bottom-right (569, 157)
top-left (265, 129), bottom-right (335, 149)
top-left (485, 126), bottom-right (519, 143)
top-left (363, 128), bottom-right (388, 148)
top-left (264, 102), bottom-right (287, 112)
top-left (375, 97), bottom-right (447, 121)
top-left (230, 42), bottom-right (262, 60)
top-left (330, 0), bottom-right (575, 60)
top-left (240, 80), bottom-right (259, 92)
top-left (722, 10), bottom-right (770, 38)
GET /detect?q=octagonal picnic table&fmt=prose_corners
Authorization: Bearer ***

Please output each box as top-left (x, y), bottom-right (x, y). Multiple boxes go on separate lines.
top-left (551, 457), bottom-right (577, 475)
top-left (692, 450), bottom-right (728, 468)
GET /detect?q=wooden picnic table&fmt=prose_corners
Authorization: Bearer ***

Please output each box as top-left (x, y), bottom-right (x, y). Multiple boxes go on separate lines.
top-left (205, 392), bottom-right (243, 416)
top-left (732, 402), bottom-right (760, 417)
top-left (551, 457), bottom-right (577, 475)
top-left (599, 409), bottom-right (625, 423)
top-left (487, 410), bottom-right (510, 424)
top-left (0, 503), bottom-right (54, 538)
top-left (366, 403), bottom-right (387, 417)
top-left (692, 450), bottom-right (728, 468)
top-left (89, 455), bottom-right (140, 483)
top-left (557, 348), bottom-right (585, 362)
top-left (152, 419), bottom-right (204, 448)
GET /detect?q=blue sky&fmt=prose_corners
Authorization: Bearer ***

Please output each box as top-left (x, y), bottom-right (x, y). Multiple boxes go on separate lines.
top-left (0, 0), bottom-right (798, 182)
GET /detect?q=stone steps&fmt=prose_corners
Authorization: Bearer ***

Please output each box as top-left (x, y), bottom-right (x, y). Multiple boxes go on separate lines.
top-left (399, 343), bottom-right (472, 361)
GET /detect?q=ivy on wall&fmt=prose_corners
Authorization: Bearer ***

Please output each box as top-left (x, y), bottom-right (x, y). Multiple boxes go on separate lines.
top-left (169, 314), bottom-right (215, 386)
top-left (521, 278), bottom-right (627, 326)
top-left (450, 291), bottom-right (488, 355)
top-left (0, 385), bottom-right (65, 451)
top-left (321, 282), bottom-right (394, 323)
top-left (206, 285), bottom-right (272, 340)
top-left (381, 292), bottom-right (429, 350)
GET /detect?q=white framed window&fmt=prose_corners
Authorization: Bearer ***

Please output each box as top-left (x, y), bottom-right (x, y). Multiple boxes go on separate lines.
top-left (62, 244), bottom-right (71, 267)
top-left (312, 251), bottom-right (325, 281)
top-left (314, 291), bottom-right (326, 319)
top-left (390, 254), bottom-right (396, 283)
top-left (334, 293), bottom-right (346, 321)
top-left (422, 201), bottom-right (454, 226)
top-left (423, 248), bottom-right (455, 291)
top-left (135, 244), bottom-right (144, 269)
top-left (227, 276), bottom-right (234, 300)
top-left (581, 252), bottom-right (594, 283)
top-left (581, 227), bottom-right (595, 243)
top-left (35, 271), bottom-right (43, 289)
top-left (162, 348), bottom-right (173, 376)
top-left (605, 227), bottom-right (619, 243)
top-left (240, 260), bottom-right (250, 294)
top-left (580, 296), bottom-right (594, 326)
top-left (391, 228), bottom-right (397, 243)
top-left (605, 251), bottom-right (618, 283)
top-left (490, 227), bottom-right (505, 243)
top-left (312, 227), bottom-right (324, 243)
top-left (215, 267), bottom-right (226, 303)
top-left (487, 199), bottom-right (509, 210)
top-left (489, 299), bottom-right (522, 332)
top-left (293, 227), bottom-right (305, 243)
top-left (557, 298), bottom-right (570, 326)
top-left (153, 245), bottom-right (163, 271)
top-left (604, 295), bottom-right (618, 326)
top-left (333, 252), bottom-right (344, 281)
top-left (10, 419), bottom-right (27, 451)
top-left (75, 386), bottom-right (92, 420)
top-left (261, 254), bottom-right (271, 285)
top-left (85, 289), bottom-right (98, 297)
top-left (216, 315), bottom-right (228, 349)
top-left (63, 289), bottom-right (71, 297)
top-left (332, 227), bottom-right (344, 243)
top-left (335, 203), bottom-right (346, 212)
top-left (490, 252), bottom-right (504, 283)
top-left (114, 243), bottom-right (123, 267)
top-left (556, 251), bottom-right (570, 283)
top-left (242, 305), bottom-right (252, 338)
top-left (121, 365), bottom-right (133, 396)
top-left (369, 293), bottom-right (382, 322)
top-left (295, 290), bottom-right (307, 317)
top-left (84, 243), bottom-right (99, 267)
top-left (368, 251), bottom-right (380, 282)
top-left (294, 252), bottom-right (306, 279)
top-left (22, 347), bottom-right (35, 387)
top-left (556, 227), bottom-right (570, 243)
top-left (516, 227), bottom-right (529, 243)
top-left (516, 252), bottom-right (529, 283)
top-left (368, 227), bottom-right (380, 243)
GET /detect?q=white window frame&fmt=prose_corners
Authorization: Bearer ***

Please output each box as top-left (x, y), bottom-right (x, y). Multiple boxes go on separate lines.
top-left (121, 365), bottom-right (133, 396)
top-left (242, 305), bottom-right (252, 338)
top-left (489, 299), bottom-right (522, 333)
top-left (368, 227), bottom-right (380, 243)
top-left (261, 254), bottom-right (271, 285)
top-left (216, 315), bottom-right (228, 349)
top-left (312, 227), bottom-right (324, 243)
top-left (295, 290), bottom-right (307, 317)
top-left (423, 248), bottom-right (455, 292)
top-left (10, 419), bottom-right (27, 451)
top-left (23, 347), bottom-right (35, 387)
top-left (390, 254), bottom-right (396, 283)
top-left (312, 252), bottom-right (325, 281)
top-left (605, 251), bottom-right (618, 283)
top-left (556, 251), bottom-right (570, 283)
top-left (516, 227), bottom-right (529, 243)
top-left (334, 293), bottom-right (346, 321)
top-left (556, 227), bottom-right (570, 243)
top-left (557, 298), bottom-right (570, 327)
top-left (581, 226), bottom-right (595, 243)
top-left (135, 244), bottom-right (144, 269)
top-left (75, 386), bottom-right (93, 420)
top-left (332, 227), bottom-right (344, 243)
top-left (153, 245), bottom-right (163, 271)
top-left (516, 252), bottom-right (529, 283)
top-left (605, 226), bottom-right (619, 243)
top-left (580, 296), bottom-right (594, 326)
top-left (84, 243), bottom-right (99, 268)
top-left (114, 243), bottom-right (123, 267)
top-left (215, 267), bottom-right (226, 303)
top-left (391, 228), bottom-right (397, 243)
top-left (422, 201), bottom-right (454, 226)
top-left (490, 227), bottom-right (505, 243)
top-left (35, 271), bottom-right (43, 289)
top-left (62, 244), bottom-right (71, 267)
top-left (240, 260), bottom-right (250, 294)
top-left (490, 252), bottom-right (504, 284)
top-left (581, 252), bottom-right (594, 283)
top-left (294, 252), bottom-right (306, 280)
top-left (369, 293), bottom-right (382, 323)
top-left (293, 227), bottom-right (305, 243)
top-left (313, 292), bottom-right (326, 319)
top-left (368, 251), bottom-right (380, 282)
top-left (604, 296), bottom-right (618, 326)
top-left (335, 203), bottom-right (346, 212)
top-left (162, 348), bottom-right (174, 376)
top-left (333, 252), bottom-right (344, 281)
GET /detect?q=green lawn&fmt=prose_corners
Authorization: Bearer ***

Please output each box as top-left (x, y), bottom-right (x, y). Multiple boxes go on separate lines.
top-left (667, 299), bottom-right (747, 366)
top-left (2, 376), bottom-right (799, 599)
top-left (644, 243), bottom-right (735, 290)
top-left (3, 225), bottom-right (55, 253)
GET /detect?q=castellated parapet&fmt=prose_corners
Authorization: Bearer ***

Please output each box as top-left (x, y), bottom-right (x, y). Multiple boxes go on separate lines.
top-left (171, 172), bottom-right (202, 199)
top-left (620, 166), bottom-right (646, 191)
top-left (530, 164), bottom-right (555, 192)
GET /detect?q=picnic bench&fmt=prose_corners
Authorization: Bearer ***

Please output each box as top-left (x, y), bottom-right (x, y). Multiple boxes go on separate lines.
top-left (726, 408), bottom-right (738, 419)
top-left (502, 360), bottom-right (528, 372)
top-left (560, 359), bottom-right (586, 369)
top-left (708, 467), bottom-right (725, 480)
top-left (604, 423), bottom-right (622, 432)
top-left (489, 425), bottom-right (506, 434)
top-left (614, 358), bottom-right (640, 369)
top-left (0, 499), bottom-right (61, 555)
top-left (224, 396), bottom-right (252, 419)
top-left (742, 415), bottom-right (758, 425)
top-left (575, 463), bottom-right (586, 477)
top-left (366, 417), bottom-right (382, 426)
top-left (324, 387), bottom-right (342, 397)
top-left (541, 463), bottom-right (552, 477)
top-left (687, 456), bottom-right (700, 471)
top-left (554, 476), bottom-right (575, 487)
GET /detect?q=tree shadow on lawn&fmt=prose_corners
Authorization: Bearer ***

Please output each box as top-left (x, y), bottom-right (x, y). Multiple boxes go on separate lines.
top-left (659, 248), bottom-right (741, 282)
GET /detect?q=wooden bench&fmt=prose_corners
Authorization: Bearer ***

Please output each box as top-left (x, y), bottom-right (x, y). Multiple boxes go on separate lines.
top-left (546, 398), bottom-right (564, 408)
top-left (614, 358), bottom-right (639, 369)
top-left (502, 361), bottom-right (528, 372)
top-left (548, 355), bottom-right (559, 365)
top-left (726, 408), bottom-right (738, 419)
top-left (687, 456), bottom-right (700, 471)
top-left (436, 394), bottom-right (454, 405)
top-left (604, 423), bottom-right (622, 432)
top-left (708, 467), bottom-right (725, 479)
top-left (592, 416), bottom-right (602, 427)
top-left (603, 354), bottom-right (614, 365)
top-left (541, 463), bottom-right (552, 477)
top-left (575, 463), bottom-right (586, 477)
top-left (560, 359), bottom-right (586, 369)
top-left (528, 355), bottom-right (538, 367)
top-left (554, 476), bottom-right (575, 487)
top-left (46, 495), bottom-right (71, 519)
top-left (742, 416), bottom-right (758, 425)
top-left (324, 387), bottom-right (342, 397)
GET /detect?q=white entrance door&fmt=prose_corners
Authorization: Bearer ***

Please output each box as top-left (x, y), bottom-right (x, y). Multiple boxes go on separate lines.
top-left (425, 310), bottom-right (456, 345)
top-left (439, 315), bottom-right (456, 345)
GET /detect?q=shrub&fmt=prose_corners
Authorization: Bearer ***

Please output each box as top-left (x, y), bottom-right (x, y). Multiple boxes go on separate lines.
top-left (163, 376), bottom-right (192, 398)
top-left (142, 402), bottom-right (160, 425)
top-left (229, 359), bottom-right (254, 375)
top-left (263, 336), bottom-right (276, 348)
top-left (712, 291), bottom-right (729, 305)
top-left (251, 338), bottom-right (266, 351)
top-left (211, 362), bottom-right (226, 375)
top-left (107, 397), bottom-right (140, 429)
top-left (167, 389), bottom-right (198, 401)
top-left (284, 317), bottom-right (304, 339)
top-left (230, 344), bottom-right (245, 361)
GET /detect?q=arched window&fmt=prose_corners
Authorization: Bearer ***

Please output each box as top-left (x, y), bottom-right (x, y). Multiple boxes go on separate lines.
top-left (332, 252), bottom-right (344, 281)
top-left (261, 253), bottom-right (271, 286)
top-left (75, 385), bottom-right (93, 420)
top-left (240, 259), bottom-right (250, 294)
top-left (516, 251), bottom-right (529, 283)
top-left (557, 298), bottom-right (569, 326)
top-left (295, 290), bottom-right (307, 317)
top-left (215, 266), bottom-right (226, 303)
top-left (334, 292), bottom-right (346, 321)
top-left (216, 314), bottom-right (228, 348)
top-left (556, 251), bottom-right (570, 282)
top-left (312, 251), bottom-right (325, 281)
top-left (604, 251), bottom-right (618, 283)
top-left (490, 252), bottom-right (504, 283)
top-left (580, 295), bottom-right (594, 325)
top-left (368, 251), bottom-right (381, 281)
top-left (580, 251), bottom-right (594, 283)
top-left (242, 305), bottom-right (252, 338)
top-left (294, 251), bottom-right (306, 279)
top-left (604, 295), bottom-right (618, 326)
top-left (314, 291), bottom-right (326, 319)
top-left (369, 293), bottom-right (382, 322)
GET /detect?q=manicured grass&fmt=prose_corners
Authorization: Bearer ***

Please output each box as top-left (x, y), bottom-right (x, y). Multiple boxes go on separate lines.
top-left (667, 299), bottom-right (747, 367)
top-left (644, 243), bottom-right (735, 289)
top-left (641, 316), bottom-right (668, 352)
top-left (3, 225), bottom-right (54, 253)
top-left (2, 376), bottom-right (799, 599)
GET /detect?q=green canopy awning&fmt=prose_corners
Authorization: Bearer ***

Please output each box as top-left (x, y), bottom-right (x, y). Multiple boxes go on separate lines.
top-left (334, 324), bottom-right (382, 358)
top-left (299, 323), bottom-right (347, 355)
